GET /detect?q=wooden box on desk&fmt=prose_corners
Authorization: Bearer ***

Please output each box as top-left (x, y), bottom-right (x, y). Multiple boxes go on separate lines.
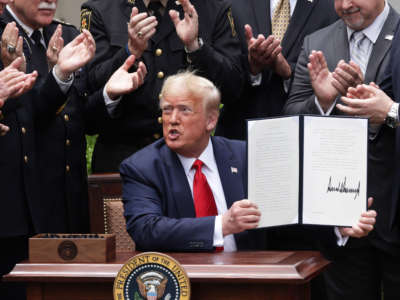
top-left (29, 233), bottom-right (116, 263)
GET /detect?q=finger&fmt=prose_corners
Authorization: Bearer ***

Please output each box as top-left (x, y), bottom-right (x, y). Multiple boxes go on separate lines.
top-left (122, 55), bottom-right (137, 71)
top-left (370, 82), bottom-right (379, 89)
top-left (244, 24), bottom-right (253, 44)
top-left (367, 197), bottom-right (373, 209)
top-left (336, 103), bottom-right (358, 115)
top-left (169, 9), bottom-right (180, 27)
top-left (340, 96), bottom-right (365, 108)
top-left (331, 74), bottom-right (348, 95)
top-left (0, 123), bottom-right (9, 136)
top-left (16, 36), bottom-right (23, 56)
top-left (8, 57), bottom-right (23, 70)
top-left (129, 12), bottom-right (150, 29)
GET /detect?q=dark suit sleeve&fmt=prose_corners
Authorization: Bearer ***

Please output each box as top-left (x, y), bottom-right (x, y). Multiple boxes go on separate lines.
top-left (120, 160), bottom-right (216, 252)
top-left (83, 6), bottom-right (130, 91)
top-left (283, 37), bottom-right (321, 115)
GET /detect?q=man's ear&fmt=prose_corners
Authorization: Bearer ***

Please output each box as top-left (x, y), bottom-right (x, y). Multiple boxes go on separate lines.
top-left (206, 110), bottom-right (219, 132)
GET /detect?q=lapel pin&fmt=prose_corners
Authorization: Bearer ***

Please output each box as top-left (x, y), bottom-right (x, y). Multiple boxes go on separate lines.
top-left (385, 35), bottom-right (393, 41)
top-left (231, 167), bottom-right (238, 174)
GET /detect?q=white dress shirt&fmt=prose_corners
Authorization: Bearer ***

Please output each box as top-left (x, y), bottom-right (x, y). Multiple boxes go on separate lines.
top-left (177, 139), bottom-right (237, 252)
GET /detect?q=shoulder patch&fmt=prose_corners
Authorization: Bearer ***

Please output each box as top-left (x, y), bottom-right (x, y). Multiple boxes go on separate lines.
top-left (80, 9), bottom-right (92, 32)
top-left (227, 7), bottom-right (237, 38)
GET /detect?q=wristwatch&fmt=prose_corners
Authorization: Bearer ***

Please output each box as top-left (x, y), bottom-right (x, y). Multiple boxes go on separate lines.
top-left (385, 102), bottom-right (399, 128)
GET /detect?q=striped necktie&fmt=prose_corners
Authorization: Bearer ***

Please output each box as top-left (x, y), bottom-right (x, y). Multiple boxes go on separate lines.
top-left (350, 31), bottom-right (370, 76)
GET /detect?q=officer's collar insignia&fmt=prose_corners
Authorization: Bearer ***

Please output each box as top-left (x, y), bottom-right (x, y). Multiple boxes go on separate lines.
top-left (127, 0), bottom-right (135, 5)
top-left (114, 252), bottom-right (191, 300)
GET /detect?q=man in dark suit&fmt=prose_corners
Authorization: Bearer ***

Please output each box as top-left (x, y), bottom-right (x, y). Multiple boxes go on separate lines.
top-left (81, 0), bottom-right (243, 172)
top-left (284, 0), bottom-right (400, 299)
top-left (215, 0), bottom-right (338, 140)
top-left (120, 71), bottom-right (376, 252)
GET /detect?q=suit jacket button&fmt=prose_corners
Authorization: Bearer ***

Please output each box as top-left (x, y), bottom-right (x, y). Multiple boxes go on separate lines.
top-left (158, 116), bottom-right (162, 124)
top-left (66, 139), bottom-right (71, 146)
top-left (24, 155), bottom-right (28, 163)
top-left (21, 127), bottom-right (26, 134)
top-left (153, 133), bottom-right (160, 139)
top-left (157, 71), bottom-right (164, 79)
top-left (64, 114), bottom-right (70, 122)
top-left (66, 165), bottom-right (70, 172)
top-left (155, 48), bottom-right (162, 56)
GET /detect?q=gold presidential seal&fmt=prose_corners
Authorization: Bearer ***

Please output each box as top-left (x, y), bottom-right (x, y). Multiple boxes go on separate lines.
top-left (114, 252), bottom-right (190, 300)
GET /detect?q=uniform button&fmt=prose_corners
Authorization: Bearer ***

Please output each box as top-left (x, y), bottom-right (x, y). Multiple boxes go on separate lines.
top-left (158, 116), bottom-right (162, 124)
top-left (24, 155), bottom-right (28, 163)
top-left (153, 133), bottom-right (160, 139)
top-left (157, 71), bottom-right (164, 79)
top-left (64, 114), bottom-right (69, 122)
top-left (66, 139), bottom-right (71, 146)
top-left (21, 127), bottom-right (26, 134)
top-left (66, 165), bottom-right (70, 172)
top-left (155, 48), bottom-right (162, 56)
top-left (84, 92), bottom-right (88, 97)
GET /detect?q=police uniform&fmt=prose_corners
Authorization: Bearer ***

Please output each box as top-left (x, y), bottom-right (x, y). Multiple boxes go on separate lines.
top-left (81, 0), bottom-right (243, 172)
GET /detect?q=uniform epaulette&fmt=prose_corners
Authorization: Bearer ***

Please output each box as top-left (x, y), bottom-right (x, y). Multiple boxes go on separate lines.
top-left (52, 18), bottom-right (75, 28)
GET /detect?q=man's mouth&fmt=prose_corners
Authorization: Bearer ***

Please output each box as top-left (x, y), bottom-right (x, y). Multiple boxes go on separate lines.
top-left (342, 7), bottom-right (360, 16)
top-left (168, 129), bottom-right (180, 140)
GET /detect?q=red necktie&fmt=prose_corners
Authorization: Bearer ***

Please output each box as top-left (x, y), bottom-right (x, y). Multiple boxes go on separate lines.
top-left (192, 159), bottom-right (218, 217)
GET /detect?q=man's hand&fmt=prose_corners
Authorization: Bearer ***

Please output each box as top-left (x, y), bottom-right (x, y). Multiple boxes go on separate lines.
top-left (222, 199), bottom-right (260, 236)
top-left (46, 24), bottom-right (64, 70)
top-left (0, 57), bottom-right (38, 106)
top-left (337, 84), bottom-right (393, 124)
top-left (245, 24), bottom-right (290, 78)
top-left (1, 22), bottom-right (26, 72)
top-left (170, 0), bottom-right (199, 52)
top-left (339, 197), bottom-right (376, 238)
top-left (55, 29), bottom-right (96, 81)
top-left (332, 60), bottom-right (363, 95)
top-left (0, 122), bottom-right (9, 136)
top-left (105, 55), bottom-right (147, 100)
top-left (127, 7), bottom-right (157, 59)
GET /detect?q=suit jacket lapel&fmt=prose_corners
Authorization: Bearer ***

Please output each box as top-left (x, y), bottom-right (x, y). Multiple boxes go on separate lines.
top-left (160, 144), bottom-right (196, 218)
top-left (212, 137), bottom-right (245, 209)
top-left (282, 0), bottom-right (317, 56)
top-left (250, 0), bottom-right (270, 36)
top-left (331, 20), bottom-right (350, 69)
top-left (364, 8), bottom-right (399, 84)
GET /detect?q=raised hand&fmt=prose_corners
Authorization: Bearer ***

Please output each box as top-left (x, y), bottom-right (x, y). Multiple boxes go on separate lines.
top-left (245, 24), bottom-right (290, 78)
top-left (55, 29), bottom-right (95, 81)
top-left (222, 199), bottom-right (261, 236)
top-left (46, 24), bottom-right (64, 70)
top-left (337, 84), bottom-right (393, 124)
top-left (0, 57), bottom-right (38, 106)
top-left (339, 197), bottom-right (376, 238)
top-left (332, 60), bottom-right (363, 95)
top-left (105, 55), bottom-right (147, 100)
top-left (1, 22), bottom-right (26, 72)
top-left (127, 7), bottom-right (157, 59)
top-left (170, 0), bottom-right (199, 51)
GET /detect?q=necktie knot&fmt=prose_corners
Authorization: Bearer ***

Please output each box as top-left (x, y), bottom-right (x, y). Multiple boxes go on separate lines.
top-left (192, 159), bottom-right (204, 172)
top-left (31, 30), bottom-right (43, 46)
top-left (148, 0), bottom-right (163, 21)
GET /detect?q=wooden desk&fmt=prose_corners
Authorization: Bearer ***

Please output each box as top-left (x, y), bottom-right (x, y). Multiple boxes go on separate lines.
top-left (4, 251), bottom-right (329, 300)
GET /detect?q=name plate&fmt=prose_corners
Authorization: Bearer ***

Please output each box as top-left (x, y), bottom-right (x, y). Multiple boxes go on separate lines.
top-left (29, 233), bottom-right (116, 263)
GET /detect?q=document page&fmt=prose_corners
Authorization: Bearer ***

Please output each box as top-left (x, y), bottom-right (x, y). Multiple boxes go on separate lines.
top-left (302, 116), bottom-right (367, 226)
top-left (248, 117), bottom-right (299, 228)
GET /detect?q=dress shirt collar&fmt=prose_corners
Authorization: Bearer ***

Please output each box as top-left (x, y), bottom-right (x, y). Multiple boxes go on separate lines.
top-left (6, 5), bottom-right (44, 40)
top-left (143, 0), bottom-right (168, 8)
top-left (177, 138), bottom-right (215, 176)
top-left (346, 1), bottom-right (389, 44)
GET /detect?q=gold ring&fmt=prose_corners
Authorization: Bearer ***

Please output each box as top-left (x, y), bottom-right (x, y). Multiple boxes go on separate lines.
top-left (137, 31), bottom-right (143, 38)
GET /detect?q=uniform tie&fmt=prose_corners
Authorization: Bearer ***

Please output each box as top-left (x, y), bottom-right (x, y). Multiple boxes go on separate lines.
top-left (271, 0), bottom-right (290, 41)
top-left (192, 159), bottom-right (218, 217)
top-left (30, 30), bottom-right (48, 79)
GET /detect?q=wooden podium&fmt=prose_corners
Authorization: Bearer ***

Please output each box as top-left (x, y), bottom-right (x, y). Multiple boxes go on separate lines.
top-left (4, 251), bottom-right (329, 300)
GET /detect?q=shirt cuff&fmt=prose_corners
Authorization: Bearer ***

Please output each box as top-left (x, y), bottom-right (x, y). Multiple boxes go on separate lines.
top-left (103, 86), bottom-right (121, 117)
top-left (334, 226), bottom-right (349, 247)
top-left (52, 67), bottom-right (73, 94)
top-left (315, 96), bottom-right (337, 115)
top-left (250, 73), bottom-right (262, 86)
top-left (213, 215), bottom-right (224, 247)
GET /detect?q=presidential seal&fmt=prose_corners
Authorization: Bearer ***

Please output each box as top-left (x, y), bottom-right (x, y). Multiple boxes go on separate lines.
top-left (114, 252), bottom-right (190, 300)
